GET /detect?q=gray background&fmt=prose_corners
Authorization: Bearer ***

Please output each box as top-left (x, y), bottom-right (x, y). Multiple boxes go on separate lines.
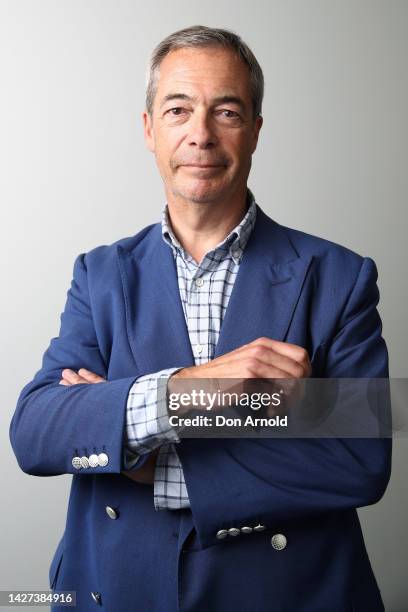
top-left (1, 0), bottom-right (407, 610)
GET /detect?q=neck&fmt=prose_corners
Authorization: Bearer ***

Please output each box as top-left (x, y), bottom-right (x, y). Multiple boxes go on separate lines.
top-left (166, 189), bottom-right (249, 264)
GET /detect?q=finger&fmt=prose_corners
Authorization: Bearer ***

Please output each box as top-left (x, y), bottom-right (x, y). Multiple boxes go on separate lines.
top-left (223, 346), bottom-right (303, 378)
top-left (218, 337), bottom-right (308, 367)
top-left (61, 369), bottom-right (88, 384)
top-left (78, 368), bottom-right (106, 383)
top-left (246, 362), bottom-right (293, 379)
top-left (249, 338), bottom-right (311, 371)
top-left (59, 379), bottom-right (71, 386)
top-left (257, 350), bottom-right (306, 378)
top-left (189, 353), bottom-right (296, 380)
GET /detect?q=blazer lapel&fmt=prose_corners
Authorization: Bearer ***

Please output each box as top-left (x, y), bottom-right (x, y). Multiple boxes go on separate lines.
top-left (214, 206), bottom-right (313, 357)
top-left (116, 227), bottom-right (195, 375)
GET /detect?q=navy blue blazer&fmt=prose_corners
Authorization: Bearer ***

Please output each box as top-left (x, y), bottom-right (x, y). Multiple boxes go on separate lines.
top-left (10, 205), bottom-right (392, 611)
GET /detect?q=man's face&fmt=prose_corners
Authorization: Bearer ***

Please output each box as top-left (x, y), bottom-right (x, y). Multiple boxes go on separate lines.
top-left (143, 46), bottom-right (263, 205)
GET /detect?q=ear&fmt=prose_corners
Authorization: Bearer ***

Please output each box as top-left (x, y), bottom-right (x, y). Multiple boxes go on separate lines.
top-left (143, 110), bottom-right (155, 153)
top-left (251, 115), bottom-right (263, 154)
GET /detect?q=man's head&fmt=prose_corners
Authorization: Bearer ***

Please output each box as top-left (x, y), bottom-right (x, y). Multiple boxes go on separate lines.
top-left (143, 25), bottom-right (264, 206)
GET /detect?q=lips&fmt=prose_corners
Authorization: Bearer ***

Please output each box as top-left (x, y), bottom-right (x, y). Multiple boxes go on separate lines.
top-left (182, 163), bottom-right (225, 168)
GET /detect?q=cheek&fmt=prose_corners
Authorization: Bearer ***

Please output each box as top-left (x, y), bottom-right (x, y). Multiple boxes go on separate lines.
top-left (237, 142), bottom-right (253, 161)
top-left (225, 132), bottom-right (253, 156)
top-left (155, 131), bottom-right (184, 164)
top-left (153, 144), bottom-right (172, 174)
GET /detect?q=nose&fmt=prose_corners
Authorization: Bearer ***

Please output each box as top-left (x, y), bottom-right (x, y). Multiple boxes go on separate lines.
top-left (187, 110), bottom-right (217, 149)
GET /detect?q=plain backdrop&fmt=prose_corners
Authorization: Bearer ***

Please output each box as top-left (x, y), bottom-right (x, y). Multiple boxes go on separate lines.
top-left (1, 1), bottom-right (407, 610)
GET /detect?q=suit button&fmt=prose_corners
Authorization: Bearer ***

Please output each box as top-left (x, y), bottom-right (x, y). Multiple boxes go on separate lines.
top-left (216, 529), bottom-right (228, 540)
top-left (72, 456), bottom-right (82, 469)
top-left (253, 523), bottom-right (266, 532)
top-left (89, 454), bottom-right (99, 468)
top-left (271, 533), bottom-right (287, 550)
top-left (97, 452), bottom-right (109, 467)
top-left (105, 506), bottom-right (118, 520)
top-left (240, 526), bottom-right (253, 534)
top-left (228, 527), bottom-right (240, 537)
top-left (91, 591), bottom-right (102, 604)
top-left (80, 456), bottom-right (90, 469)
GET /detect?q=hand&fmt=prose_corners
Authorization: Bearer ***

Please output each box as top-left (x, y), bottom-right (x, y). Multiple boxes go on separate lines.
top-left (174, 337), bottom-right (311, 379)
top-left (169, 337), bottom-right (311, 416)
top-left (59, 368), bottom-right (106, 386)
top-left (58, 367), bottom-right (156, 484)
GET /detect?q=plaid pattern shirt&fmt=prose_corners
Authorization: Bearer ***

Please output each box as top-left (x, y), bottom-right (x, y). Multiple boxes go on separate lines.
top-left (124, 190), bottom-right (257, 510)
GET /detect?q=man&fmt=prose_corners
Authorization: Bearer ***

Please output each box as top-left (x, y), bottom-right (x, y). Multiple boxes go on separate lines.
top-left (10, 25), bottom-right (391, 612)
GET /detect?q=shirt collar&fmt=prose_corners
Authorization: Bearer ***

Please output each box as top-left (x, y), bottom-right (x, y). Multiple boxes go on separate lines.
top-left (161, 188), bottom-right (257, 265)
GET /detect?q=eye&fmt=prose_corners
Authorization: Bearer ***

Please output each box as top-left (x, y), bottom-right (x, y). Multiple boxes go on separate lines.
top-left (216, 109), bottom-right (242, 124)
top-left (221, 110), bottom-right (239, 118)
top-left (166, 107), bottom-right (185, 115)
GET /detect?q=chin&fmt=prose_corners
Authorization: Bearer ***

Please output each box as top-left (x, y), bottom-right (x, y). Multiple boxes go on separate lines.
top-left (176, 181), bottom-right (229, 204)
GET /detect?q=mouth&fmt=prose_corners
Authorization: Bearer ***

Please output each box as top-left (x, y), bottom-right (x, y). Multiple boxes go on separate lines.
top-left (181, 164), bottom-right (226, 171)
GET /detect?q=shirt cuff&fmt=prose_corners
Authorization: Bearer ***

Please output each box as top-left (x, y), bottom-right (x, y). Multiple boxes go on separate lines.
top-left (125, 366), bottom-right (185, 456)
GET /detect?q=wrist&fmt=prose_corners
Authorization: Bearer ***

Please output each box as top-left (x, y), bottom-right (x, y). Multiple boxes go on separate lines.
top-left (170, 366), bottom-right (194, 380)
top-left (167, 367), bottom-right (196, 417)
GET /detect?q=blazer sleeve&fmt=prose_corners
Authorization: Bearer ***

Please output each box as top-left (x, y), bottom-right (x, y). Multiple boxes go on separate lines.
top-left (9, 252), bottom-right (139, 476)
top-left (176, 256), bottom-right (393, 549)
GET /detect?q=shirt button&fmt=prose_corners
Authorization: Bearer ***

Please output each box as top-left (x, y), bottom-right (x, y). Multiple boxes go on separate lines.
top-left (195, 277), bottom-right (204, 287)
top-left (196, 344), bottom-right (203, 354)
top-left (233, 249), bottom-right (242, 259)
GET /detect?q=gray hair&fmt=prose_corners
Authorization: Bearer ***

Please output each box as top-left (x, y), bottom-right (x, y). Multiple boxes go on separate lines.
top-left (145, 25), bottom-right (264, 120)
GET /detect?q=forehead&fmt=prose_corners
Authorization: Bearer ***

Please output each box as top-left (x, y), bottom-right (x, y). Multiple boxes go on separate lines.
top-left (155, 46), bottom-right (251, 101)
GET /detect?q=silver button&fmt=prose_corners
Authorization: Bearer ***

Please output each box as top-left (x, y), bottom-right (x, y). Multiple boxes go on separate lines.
top-left (233, 249), bottom-right (242, 260)
top-left (216, 529), bottom-right (228, 540)
top-left (105, 506), bottom-right (118, 520)
top-left (196, 344), bottom-right (203, 354)
top-left (228, 527), bottom-right (240, 537)
top-left (91, 591), bottom-right (101, 604)
top-left (195, 277), bottom-right (204, 287)
top-left (253, 523), bottom-right (266, 532)
top-left (80, 456), bottom-right (89, 469)
top-left (271, 533), bottom-right (287, 551)
top-left (88, 454), bottom-right (99, 468)
top-left (72, 456), bottom-right (82, 469)
top-left (97, 452), bottom-right (109, 467)
top-left (240, 526), bottom-right (253, 534)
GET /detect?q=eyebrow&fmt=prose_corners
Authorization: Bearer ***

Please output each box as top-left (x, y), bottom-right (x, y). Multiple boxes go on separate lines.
top-left (160, 93), bottom-right (247, 113)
